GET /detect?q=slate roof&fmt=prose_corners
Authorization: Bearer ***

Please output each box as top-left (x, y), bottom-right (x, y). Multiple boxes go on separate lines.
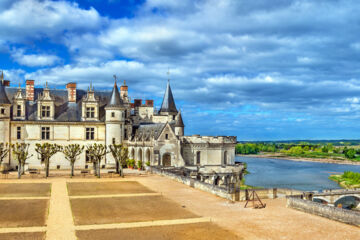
top-left (107, 81), bottom-right (123, 107)
top-left (132, 122), bottom-right (166, 140)
top-left (0, 81), bottom-right (10, 104)
top-left (174, 111), bottom-right (184, 127)
top-left (5, 87), bottom-right (112, 122)
top-left (159, 81), bottom-right (177, 113)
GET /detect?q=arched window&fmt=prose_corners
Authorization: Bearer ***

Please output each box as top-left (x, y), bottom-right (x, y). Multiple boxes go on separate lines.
top-left (196, 151), bottom-right (201, 165)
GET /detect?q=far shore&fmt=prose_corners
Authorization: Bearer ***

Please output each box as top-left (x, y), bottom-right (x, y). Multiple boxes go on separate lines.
top-left (237, 153), bottom-right (360, 166)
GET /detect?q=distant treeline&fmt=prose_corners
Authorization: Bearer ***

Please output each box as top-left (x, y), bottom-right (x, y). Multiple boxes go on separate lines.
top-left (236, 142), bottom-right (360, 161)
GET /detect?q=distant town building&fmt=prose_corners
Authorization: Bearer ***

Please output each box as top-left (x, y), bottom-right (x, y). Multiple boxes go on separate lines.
top-left (0, 72), bottom-right (236, 169)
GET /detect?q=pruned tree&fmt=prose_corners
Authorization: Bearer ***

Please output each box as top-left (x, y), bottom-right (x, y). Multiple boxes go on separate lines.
top-left (11, 143), bottom-right (33, 179)
top-left (0, 143), bottom-right (10, 167)
top-left (87, 143), bottom-right (108, 178)
top-left (35, 143), bottom-right (62, 178)
top-left (62, 144), bottom-right (84, 177)
top-left (109, 144), bottom-right (129, 177)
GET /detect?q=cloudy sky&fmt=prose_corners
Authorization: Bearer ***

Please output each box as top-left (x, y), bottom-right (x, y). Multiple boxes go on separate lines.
top-left (2, 0), bottom-right (360, 140)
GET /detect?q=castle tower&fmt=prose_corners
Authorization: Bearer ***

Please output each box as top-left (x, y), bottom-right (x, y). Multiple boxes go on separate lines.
top-left (158, 80), bottom-right (178, 121)
top-left (0, 72), bottom-right (11, 166)
top-left (174, 111), bottom-right (184, 137)
top-left (105, 77), bottom-right (125, 166)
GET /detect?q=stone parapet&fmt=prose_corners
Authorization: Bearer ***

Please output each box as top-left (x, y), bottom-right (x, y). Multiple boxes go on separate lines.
top-left (287, 196), bottom-right (360, 226)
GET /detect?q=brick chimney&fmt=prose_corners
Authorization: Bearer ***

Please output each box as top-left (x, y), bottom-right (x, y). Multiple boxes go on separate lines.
top-left (26, 80), bottom-right (35, 101)
top-left (134, 99), bottom-right (142, 107)
top-left (66, 83), bottom-right (77, 103)
top-left (145, 100), bottom-right (154, 107)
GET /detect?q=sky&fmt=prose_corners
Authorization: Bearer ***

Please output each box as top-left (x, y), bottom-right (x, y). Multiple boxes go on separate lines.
top-left (2, 0), bottom-right (360, 140)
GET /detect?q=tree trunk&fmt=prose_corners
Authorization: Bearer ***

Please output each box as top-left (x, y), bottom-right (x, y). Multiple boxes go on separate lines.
top-left (71, 162), bottom-right (74, 177)
top-left (97, 161), bottom-right (101, 178)
top-left (22, 163), bottom-right (25, 175)
top-left (17, 164), bottom-right (21, 179)
top-left (119, 163), bottom-right (124, 178)
top-left (45, 161), bottom-right (49, 178)
top-left (93, 162), bottom-right (97, 176)
top-left (116, 161), bottom-right (119, 173)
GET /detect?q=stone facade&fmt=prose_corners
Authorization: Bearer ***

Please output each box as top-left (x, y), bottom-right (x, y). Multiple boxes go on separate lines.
top-left (0, 74), bottom-right (237, 170)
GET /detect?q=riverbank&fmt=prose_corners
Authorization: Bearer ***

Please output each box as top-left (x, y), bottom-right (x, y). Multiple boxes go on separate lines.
top-left (329, 172), bottom-right (360, 189)
top-left (237, 153), bottom-right (360, 165)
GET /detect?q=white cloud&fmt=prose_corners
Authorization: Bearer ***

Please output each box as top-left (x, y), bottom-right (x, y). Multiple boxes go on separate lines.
top-left (0, 0), bottom-right (103, 43)
top-left (11, 49), bottom-right (61, 67)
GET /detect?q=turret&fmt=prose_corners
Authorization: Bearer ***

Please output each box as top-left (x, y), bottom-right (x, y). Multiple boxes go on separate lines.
top-left (105, 77), bottom-right (126, 167)
top-left (174, 111), bottom-right (184, 137)
top-left (159, 80), bottom-right (178, 121)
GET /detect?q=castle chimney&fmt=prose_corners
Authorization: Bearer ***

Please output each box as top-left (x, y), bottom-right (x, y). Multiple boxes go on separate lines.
top-left (26, 80), bottom-right (35, 101)
top-left (120, 80), bottom-right (128, 101)
top-left (145, 100), bottom-right (154, 107)
top-left (66, 83), bottom-right (77, 103)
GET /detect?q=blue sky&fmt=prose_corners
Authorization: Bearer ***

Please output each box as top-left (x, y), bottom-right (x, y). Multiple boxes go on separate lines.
top-left (2, 0), bottom-right (360, 140)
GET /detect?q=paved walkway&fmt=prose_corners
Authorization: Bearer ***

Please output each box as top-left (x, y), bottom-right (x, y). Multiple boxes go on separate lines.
top-left (46, 179), bottom-right (76, 240)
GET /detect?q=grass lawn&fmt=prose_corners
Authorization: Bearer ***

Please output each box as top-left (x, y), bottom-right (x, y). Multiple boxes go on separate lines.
top-left (0, 199), bottom-right (49, 227)
top-left (67, 181), bottom-right (154, 196)
top-left (76, 222), bottom-right (241, 240)
top-left (70, 195), bottom-right (198, 225)
top-left (0, 183), bottom-right (51, 197)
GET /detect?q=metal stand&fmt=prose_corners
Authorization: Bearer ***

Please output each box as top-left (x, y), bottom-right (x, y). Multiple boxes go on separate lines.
top-left (244, 190), bottom-right (266, 209)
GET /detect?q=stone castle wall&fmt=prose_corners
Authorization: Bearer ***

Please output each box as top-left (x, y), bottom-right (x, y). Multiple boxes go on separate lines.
top-left (287, 196), bottom-right (360, 226)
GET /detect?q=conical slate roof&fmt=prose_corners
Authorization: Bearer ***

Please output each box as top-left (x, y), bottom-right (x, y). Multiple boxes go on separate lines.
top-left (107, 81), bottom-right (123, 107)
top-left (0, 73), bottom-right (10, 104)
top-left (159, 81), bottom-right (177, 113)
top-left (174, 111), bottom-right (184, 127)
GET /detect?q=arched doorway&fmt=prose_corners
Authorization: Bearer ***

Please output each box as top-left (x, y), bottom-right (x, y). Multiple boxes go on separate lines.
top-left (131, 148), bottom-right (135, 159)
top-left (146, 149), bottom-right (151, 165)
top-left (162, 153), bottom-right (171, 167)
top-left (196, 151), bottom-right (201, 165)
top-left (224, 151), bottom-right (227, 165)
top-left (138, 148), bottom-right (143, 162)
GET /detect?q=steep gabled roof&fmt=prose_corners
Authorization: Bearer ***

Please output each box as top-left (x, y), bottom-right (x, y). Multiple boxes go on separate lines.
top-left (107, 81), bottom-right (123, 107)
top-left (159, 81), bottom-right (177, 113)
top-left (0, 78), bottom-right (10, 105)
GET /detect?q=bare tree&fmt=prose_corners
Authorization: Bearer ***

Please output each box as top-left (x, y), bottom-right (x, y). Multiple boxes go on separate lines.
top-left (11, 143), bottom-right (33, 179)
top-left (0, 143), bottom-right (9, 168)
top-left (62, 144), bottom-right (84, 177)
top-left (87, 143), bottom-right (108, 178)
top-left (35, 143), bottom-right (62, 178)
top-left (109, 144), bottom-right (129, 177)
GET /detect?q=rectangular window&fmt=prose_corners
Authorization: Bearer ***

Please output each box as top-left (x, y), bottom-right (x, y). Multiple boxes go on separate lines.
top-left (17, 127), bottom-right (21, 140)
top-left (112, 138), bottom-right (116, 144)
top-left (85, 150), bottom-right (94, 163)
top-left (86, 127), bottom-right (95, 140)
top-left (1, 108), bottom-right (5, 114)
top-left (111, 112), bottom-right (115, 117)
top-left (41, 106), bottom-right (50, 118)
top-left (165, 134), bottom-right (169, 140)
top-left (17, 105), bottom-right (21, 116)
top-left (124, 129), bottom-right (127, 140)
top-left (86, 107), bottom-right (95, 118)
top-left (41, 127), bottom-right (50, 140)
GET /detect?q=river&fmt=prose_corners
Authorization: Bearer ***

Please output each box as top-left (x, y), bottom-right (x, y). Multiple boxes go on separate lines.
top-left (236, 156), bottom-right (360, 191)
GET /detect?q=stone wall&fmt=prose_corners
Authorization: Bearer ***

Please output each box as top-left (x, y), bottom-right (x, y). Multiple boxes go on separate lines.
top-left (287, 196), bottom-right (360, 226)
top-left (150, 167), bottom-right (234, 201)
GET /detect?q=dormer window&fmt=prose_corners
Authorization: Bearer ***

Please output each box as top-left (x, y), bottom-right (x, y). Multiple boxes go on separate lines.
top-left (86, 107), bottom-right (95, 118)
top-left (17, 105), bottom-right (21, 116)
top-left (41, 106), bottom-right (50, 118)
